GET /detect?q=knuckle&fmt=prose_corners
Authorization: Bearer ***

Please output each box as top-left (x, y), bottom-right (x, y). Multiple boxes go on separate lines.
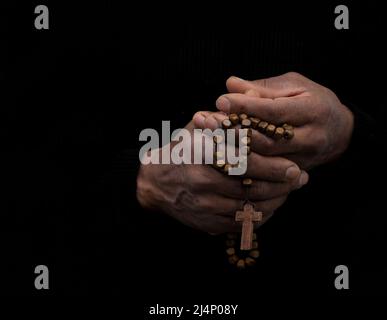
top-left (193, 111), bottom-right (202, 119)
top-left (312, 133), bottom-right (328, 152)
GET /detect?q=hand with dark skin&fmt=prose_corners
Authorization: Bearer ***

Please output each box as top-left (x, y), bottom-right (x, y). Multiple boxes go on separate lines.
top-left (137, 120), bottom-right (308, 234)
top-left (195, 72), bottom-right (354, 170)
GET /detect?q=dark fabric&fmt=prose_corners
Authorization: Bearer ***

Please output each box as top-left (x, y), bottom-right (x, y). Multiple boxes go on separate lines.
top-left (2, 2), bottom-right (386, 297)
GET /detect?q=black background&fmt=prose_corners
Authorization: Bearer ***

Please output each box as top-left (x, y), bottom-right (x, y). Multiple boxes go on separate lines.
top-left (2, 0), bottom-right (386, 302)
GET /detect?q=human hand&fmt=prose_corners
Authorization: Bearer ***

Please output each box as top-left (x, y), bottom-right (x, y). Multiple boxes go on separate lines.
top-left (214, 72), bottom-right (354, 169)
top-left (137, 120), bottom-right (307, 234)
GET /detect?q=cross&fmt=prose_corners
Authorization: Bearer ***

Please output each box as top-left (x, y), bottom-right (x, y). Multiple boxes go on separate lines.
top-left (235, 203), bottom-right (262, 250)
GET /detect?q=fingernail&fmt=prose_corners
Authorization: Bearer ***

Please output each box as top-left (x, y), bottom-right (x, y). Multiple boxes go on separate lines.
top-left (298, 171), bottom-right (309, 187)
top-left (195, 114), bottom-right (206, 127)
top-left (231, 76), bottom-right (245, 81)
top-left (285, 165), bottom-right (300, 181)
top-left (216, 96), bottom-right (230, 113)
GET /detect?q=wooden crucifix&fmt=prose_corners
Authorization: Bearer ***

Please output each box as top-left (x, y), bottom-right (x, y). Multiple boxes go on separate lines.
top-left (235, 203), bottom-right (262, 250)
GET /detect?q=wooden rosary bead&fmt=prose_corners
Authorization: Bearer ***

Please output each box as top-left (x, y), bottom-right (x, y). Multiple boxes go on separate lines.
top-left (236, 259), bottom-right (246, 269)
top-left (249, 250), bottom-right (260, 258)
top-left (284, 129), bottom-right (294, 140)
top-left (214, 160), bottom-right (226, 169)
top-left (229, 114), bottom-right (239, 125)
top-left (223, 164), bottom-right (232, 173)
top-left (226, 248), bottom-right (236, 256)
top-left (228, 255), bottom-right (239, 265)
top-left (250, 117), bottom-right (260, 129)
top-left (245, 257), bottom-right (256, 267)
top-left (239, 113), bottom-right (248, 121)
top-left (222, 119), bottom-right (232, 129)
top-left (242, 178), bottom-right (253, 187)
top-left (241, 119), bottom-right (251, 128)
top-left (240, 136), bottom-right (251, 145)
top-left (265, 124), bottom-right (276, 137)
top-left (273, 127), bottom-right (285, 140)
top-left (283, 123), bottom-right (293, 130)
top-left (257, 121), bottom-right (269, 133)
top-left (214, 151), bottom-right (224, 160)
top-left (213, 135), bottom-right (224, 144)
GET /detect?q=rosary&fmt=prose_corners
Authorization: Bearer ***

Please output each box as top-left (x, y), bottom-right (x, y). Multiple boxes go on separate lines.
top-left (211, 113), bottom-right (294, 269)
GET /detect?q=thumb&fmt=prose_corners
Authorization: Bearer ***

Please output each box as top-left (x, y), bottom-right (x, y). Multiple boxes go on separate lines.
top-left (226, 76), bottom-right (276, 98)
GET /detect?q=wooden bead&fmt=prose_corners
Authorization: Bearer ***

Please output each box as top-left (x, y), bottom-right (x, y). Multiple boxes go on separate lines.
top-left (236, 259), bottom-right (246, 269)
top-left (229, 114), bottom-right (239, 125)
top-left (241, 136), bottom-right (251, 145)
top-left (239, 113), bottom-right (248, 121)
top-left (273, 127), bottom-right (285, 140)
top-left (250, 117), bottom-right (260, 129)
top-left (242, 178), bottom-right (253, 187)
top-left (228, 255), bottom-right (239, 265)
top-left (252, 241), bottom-right (258, 249)
top-left (222, 119), bottom-right (232, 129)
top-left (241, 119), bottom-right (251, 128)
top-left (257, 121), bottom-right (269, 133)
top-left (214, 151), bottom-right (224, 160)
top-left (265, 124), bottom-right (276, 137)
top-left (226, 248), bottom-right (236, 256)
top-left (213, 135), bottom-right (224, 144)
top-left (283, 123), bottom-right (293, 130)
top-left (245, 257), bottom-right (256, 267)
top-left (223, 164), bottom-right (232, 174)
top-left (226, 239), bottom-right (236, 247)
top-left (249, 250), bottom-right (260, 258)
top-left (284, 129), bottom-right (294, 140)
top-left (214, 160), bottom-right (226, 169)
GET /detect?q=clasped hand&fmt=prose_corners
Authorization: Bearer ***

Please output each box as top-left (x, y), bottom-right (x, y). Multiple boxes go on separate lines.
top-left (137, 72), bottom-right (354, 234)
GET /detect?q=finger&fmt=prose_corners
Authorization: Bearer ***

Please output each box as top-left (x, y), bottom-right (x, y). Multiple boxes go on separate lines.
top-left (246, 152), bottom-right (301, 182)
top-left (194, 166), bottom-right (308, 201)
top-left (226, 73), bottom-right (308, 97)
top-left (253, 195), bottom-right (288, 215)
top-left (246, 172), bottom-right (308, 201)
top-left (193, 111), bottom-right (228, 131)
top-left (192, 111), bottom-right (214, 128)
top-left (207, 195), bottom-right (290, 233)
top-left (195, 192), bottom-right (243, 215)
top-left (226, 76), bottom-right (283, 98)
top-left (216, 93), bottom-right (314, 126)
top-left (206, 214), bottom-right (241, 233)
